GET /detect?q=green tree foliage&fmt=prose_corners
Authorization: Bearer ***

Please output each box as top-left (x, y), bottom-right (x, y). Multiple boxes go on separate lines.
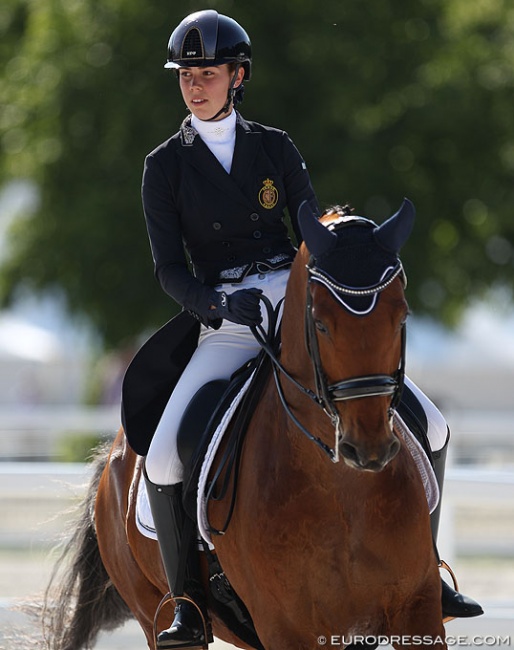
top-left (1, 0), bottom-right (514, 348)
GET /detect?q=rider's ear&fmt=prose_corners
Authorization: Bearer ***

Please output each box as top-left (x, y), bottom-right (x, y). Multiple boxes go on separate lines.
top-left (233, 65), bottom-right (245, 88)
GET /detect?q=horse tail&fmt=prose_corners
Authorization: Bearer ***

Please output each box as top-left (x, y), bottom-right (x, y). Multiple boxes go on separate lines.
top-left (43, 443), bottom-right (132, 650)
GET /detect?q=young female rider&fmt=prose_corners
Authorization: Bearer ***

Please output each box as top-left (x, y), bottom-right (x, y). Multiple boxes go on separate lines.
top-left (131, 10), bottom-right (482, 649)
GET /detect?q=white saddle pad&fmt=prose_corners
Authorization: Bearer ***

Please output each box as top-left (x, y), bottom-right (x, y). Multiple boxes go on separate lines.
top-left (394, 412), bottom-right (440, 515)
top-left (197, 372), bottom-right (256, 546)
top-left (135, 472), bottom-right (157, 540)
top-left (135, 382), bottom-right (439, 546)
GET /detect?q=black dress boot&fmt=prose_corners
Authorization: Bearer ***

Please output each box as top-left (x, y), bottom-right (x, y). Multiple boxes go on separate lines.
top-left (157, 591), bottom-right (210, 648)
top-left (144, 473), bottom-right (212, 649)
top-left (431, 434), bottom-right (483, 619)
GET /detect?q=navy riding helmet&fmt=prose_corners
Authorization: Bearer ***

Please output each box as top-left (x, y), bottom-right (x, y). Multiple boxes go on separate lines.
top-left (164, 9), bottom-right (252, 81)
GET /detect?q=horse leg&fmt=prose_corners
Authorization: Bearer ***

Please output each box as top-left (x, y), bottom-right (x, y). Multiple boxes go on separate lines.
top-left (248, 616), bottom-right (314, 650)
top-left (388, 589), bottom-right (447, 650)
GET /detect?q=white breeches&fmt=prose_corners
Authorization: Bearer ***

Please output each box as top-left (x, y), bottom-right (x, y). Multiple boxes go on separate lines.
top-left (145, 269), bottom-right (289, 485)
top-left (145, 269), bottom-right (448, 486)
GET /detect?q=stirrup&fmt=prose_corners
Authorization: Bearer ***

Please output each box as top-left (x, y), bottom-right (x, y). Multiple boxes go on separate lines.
top-left (439, 559), bottom-right (458, 624)
top-left (153, 593), bottom-right (209, 650)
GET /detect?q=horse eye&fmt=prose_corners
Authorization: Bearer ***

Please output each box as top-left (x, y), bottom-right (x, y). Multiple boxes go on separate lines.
top-left (315, 320), bottom-right (328, 334)
top-left (400, 310), bottom-right (410, 328)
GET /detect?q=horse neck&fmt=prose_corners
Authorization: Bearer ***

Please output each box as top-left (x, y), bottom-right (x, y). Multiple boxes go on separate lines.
top-left (278, 253), bottom-right (333, 439)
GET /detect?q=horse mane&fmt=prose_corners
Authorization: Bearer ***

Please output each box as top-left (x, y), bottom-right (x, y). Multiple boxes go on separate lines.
top-left (324, 204), bottom-right (353, 218)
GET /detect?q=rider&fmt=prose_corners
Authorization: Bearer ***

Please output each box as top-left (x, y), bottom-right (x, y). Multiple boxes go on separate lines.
top-left (137, 9), bottom-right (482, 649)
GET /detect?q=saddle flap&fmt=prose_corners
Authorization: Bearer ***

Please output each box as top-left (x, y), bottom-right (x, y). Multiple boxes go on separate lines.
top-left (177, 379), bottom-right (230, 470)
top-left (181, 351), bottom-right (271, 522)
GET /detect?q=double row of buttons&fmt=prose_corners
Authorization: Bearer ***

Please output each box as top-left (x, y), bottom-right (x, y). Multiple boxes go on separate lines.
top-left (212, 212), bottom-right (260, 230)
top-left (212, 212), bottom-right (263, 244)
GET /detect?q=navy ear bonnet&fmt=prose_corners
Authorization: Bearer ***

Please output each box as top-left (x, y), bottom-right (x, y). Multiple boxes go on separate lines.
top-left (298, 199), bottom-right (415, 314)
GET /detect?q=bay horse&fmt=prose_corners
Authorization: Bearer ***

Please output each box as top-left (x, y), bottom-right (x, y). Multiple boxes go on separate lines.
top-left (44, 199), bottom-right (447, 650)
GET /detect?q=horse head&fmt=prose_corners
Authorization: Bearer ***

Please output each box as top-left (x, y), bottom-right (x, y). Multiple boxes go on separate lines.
top-left (287, 198), bottom-right (414, 472)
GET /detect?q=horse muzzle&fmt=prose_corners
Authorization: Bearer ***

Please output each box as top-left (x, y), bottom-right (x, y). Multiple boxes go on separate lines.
top-left (338, 432), bottom-right (400, 472)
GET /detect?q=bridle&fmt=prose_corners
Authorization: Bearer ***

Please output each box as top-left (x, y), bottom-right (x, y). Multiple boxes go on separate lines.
top-left (251, 256), bottom-right (407, 464)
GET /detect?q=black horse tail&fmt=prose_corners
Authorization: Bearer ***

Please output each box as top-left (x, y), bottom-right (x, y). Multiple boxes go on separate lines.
top-left (43, 443), bottom-right (132, 650)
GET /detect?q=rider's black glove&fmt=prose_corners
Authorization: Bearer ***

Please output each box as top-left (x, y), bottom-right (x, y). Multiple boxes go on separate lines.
top-left (209, 288), bottom-right (263, 327)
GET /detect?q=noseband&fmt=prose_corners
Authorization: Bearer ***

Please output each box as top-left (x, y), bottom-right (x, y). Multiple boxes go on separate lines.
top-left (252, 254), bottom-right (407, 464)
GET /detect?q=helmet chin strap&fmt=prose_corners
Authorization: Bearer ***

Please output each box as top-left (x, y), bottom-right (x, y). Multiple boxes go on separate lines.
top-left (205, 64), bottom-right (242, 122)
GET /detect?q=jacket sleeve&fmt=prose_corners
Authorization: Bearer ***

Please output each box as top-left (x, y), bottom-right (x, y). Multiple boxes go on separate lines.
top-left (142, 152), bottom-right (219, 326)
top-left (280, 133), bottom-right (320, 245)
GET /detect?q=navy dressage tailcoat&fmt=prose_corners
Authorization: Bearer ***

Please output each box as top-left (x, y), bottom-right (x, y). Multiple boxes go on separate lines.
top-left (141, 111), bottom-right (318, 318)
top-left (123, 112), bottom-right (318, 455)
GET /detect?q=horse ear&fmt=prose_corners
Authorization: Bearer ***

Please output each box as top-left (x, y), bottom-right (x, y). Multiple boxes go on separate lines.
top-left (298, 200), bottom-right (337, 257)
top-left (373, 198), bottom-right (415, 253)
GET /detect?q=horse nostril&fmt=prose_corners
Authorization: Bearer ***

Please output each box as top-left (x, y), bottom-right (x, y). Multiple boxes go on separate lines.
top-left (339, 441), bottom-right (360, 467)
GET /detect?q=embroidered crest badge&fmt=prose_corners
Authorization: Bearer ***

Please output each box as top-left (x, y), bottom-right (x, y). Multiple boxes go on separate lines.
top-left (258, 178), bottom-right (278, 209)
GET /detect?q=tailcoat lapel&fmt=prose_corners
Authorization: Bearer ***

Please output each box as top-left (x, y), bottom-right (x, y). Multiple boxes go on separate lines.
top-left (230, 116), bottom-right (261, 186)
top-left (176, 114), bottom-right (262, 209)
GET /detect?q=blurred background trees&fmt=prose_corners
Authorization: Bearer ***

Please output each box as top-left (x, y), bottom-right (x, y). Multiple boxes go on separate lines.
top-left (1, 0), bottom-right (514, 349)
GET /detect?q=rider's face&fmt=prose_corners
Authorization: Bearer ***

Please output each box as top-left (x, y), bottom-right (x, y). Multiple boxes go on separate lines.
top-left (178, 64), bottom-right (244, 121)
